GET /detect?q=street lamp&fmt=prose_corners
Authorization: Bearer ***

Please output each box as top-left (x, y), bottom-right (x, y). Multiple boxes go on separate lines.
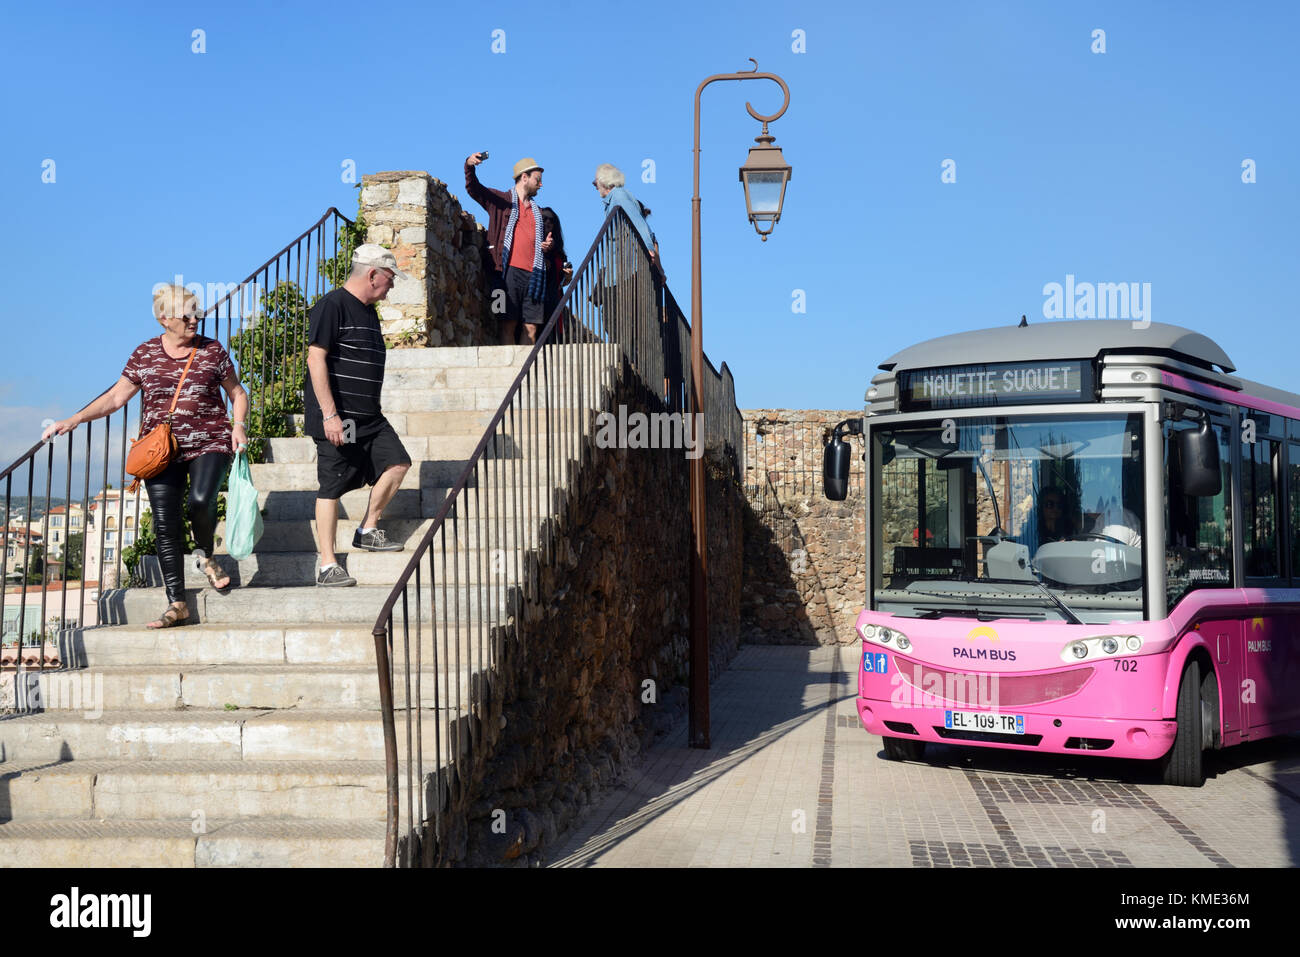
top-left (738, 132), bottom-right (792, 240)
top-left (689, 60), bottom-right (791, 749)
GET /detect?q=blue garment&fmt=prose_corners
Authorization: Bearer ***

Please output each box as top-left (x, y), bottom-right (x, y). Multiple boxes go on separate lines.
top-left (601, 186), bottom-right (656, 285)
top-left (602, 186), bottom-right (656, 250)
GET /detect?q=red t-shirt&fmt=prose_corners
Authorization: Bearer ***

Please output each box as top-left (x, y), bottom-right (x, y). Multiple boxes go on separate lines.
top-left (122, 336), bottom-right (235, 461)
top-left (507, 203), bottom-right (537, 270)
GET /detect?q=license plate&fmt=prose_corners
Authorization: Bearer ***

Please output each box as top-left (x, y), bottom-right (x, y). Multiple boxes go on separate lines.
top-left (945, 710), bottom-right (1025, 735)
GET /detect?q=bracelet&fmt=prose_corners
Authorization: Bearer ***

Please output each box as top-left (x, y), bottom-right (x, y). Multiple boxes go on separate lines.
top-left (232, 420), bottom-right (247, 427)
top-left (323, 412), bottom-right (339, 423)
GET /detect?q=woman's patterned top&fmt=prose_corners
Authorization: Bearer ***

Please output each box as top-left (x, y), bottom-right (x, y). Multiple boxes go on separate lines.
top-left (122, 336), bottom-right (236, 461)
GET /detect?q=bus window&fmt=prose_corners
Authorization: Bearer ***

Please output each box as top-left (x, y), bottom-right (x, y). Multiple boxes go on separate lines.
top-left (1242, 437), bottom-right (1280, 578)
top-left (1291, 441), bottom-right (1300, 580)
top-left (1165, 419), bottom-right (1233, 607)
top-left (878, 444), bottom-right (956, 585)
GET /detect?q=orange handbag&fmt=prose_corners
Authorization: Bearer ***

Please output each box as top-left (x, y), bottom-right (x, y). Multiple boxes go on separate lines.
top-left (125, 346), bottom-right (198, 493)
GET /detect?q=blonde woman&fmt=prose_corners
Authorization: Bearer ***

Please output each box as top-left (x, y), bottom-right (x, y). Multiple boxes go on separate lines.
top-left (43, 284), bottom-right (249, 628)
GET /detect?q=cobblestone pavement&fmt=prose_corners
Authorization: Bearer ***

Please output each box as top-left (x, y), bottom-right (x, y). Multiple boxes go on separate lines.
top-left (547, 645), bottom-right (1300, 867)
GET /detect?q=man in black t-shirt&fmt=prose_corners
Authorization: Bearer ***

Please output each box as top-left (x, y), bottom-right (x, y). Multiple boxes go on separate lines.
top-left (305, 244), bottom-right (413, 586)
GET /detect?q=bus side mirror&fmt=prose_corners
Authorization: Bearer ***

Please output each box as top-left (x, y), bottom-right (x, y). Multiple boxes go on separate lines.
top-left (1178, 420), bottom-right (1221, 497)
top-left (823, 417), bottom-right (862, 501)
top-left (824, 435), bottom-right (852, 501)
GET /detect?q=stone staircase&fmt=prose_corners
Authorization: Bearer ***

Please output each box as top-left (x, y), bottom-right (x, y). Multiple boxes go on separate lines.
top-left (0, 344), bottom-right (612, 866)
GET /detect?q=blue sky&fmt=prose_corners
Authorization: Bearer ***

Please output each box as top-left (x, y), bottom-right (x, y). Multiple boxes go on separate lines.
top-left (2, 0), bottom-right (1297, 466)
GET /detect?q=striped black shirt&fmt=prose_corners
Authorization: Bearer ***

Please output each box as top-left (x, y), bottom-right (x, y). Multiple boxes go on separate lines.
top-left (303, 288), bottom-right (388, 439)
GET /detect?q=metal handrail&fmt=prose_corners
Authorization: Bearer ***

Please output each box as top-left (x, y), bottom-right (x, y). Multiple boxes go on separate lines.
top-left (371, 206), bottom-right (744, 866)
top-left (0, 209), bottom-right (353, 680)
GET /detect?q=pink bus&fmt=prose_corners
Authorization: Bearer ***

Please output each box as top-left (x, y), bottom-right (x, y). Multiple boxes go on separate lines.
top-left (823, 319), bottom-right (1300, 786)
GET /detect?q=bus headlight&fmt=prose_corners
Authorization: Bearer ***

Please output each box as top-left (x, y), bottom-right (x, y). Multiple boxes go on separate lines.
top-left (1062, 635), bottom-right (1145, 662)
top-left (859, 623), bottom-right (909, 650)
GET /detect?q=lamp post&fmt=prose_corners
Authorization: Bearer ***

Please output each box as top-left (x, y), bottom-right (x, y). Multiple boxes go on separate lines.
top-left (689, 60), bottom-right (791, 748)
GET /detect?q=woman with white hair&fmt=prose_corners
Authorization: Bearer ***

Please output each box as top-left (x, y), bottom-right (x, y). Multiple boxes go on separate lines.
top-left (43, 284), bottom-right (249, 628)
top-left (593, 164), bottom-right (659, 271)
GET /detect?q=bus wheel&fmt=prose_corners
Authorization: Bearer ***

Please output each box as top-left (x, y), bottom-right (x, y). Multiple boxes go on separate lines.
top-left (1159, 658), bottom-right (1206, 787)
top-left (882, 737), bottom-right (926, 762)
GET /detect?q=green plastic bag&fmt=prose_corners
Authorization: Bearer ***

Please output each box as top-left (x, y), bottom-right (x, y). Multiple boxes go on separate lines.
top-left (225, 451), bottom-right (263, 561)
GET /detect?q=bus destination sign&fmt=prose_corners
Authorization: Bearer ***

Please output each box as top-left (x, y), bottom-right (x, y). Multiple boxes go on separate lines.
top-left (898, 360), bottom-right (1094, 411)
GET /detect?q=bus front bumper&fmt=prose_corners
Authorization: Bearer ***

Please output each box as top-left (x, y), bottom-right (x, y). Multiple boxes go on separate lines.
top-left (856, 697), bottom-right (1178, 760)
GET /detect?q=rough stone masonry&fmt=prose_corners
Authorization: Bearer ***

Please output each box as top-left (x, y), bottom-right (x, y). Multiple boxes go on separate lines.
top-left (741, 409), bottom-right (866, 645)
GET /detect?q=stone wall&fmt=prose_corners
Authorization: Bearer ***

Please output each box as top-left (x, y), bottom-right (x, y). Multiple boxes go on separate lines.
top-left (740, 409), bottom-right (866, 645)
top-left (428, 368), bottom-right (744, 866)
top-left (359, 171), bottom-right (494, 348)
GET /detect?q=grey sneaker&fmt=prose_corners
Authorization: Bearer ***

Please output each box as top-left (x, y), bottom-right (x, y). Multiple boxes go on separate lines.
top-left (317, 564), bottom-right (356, 587)
top-left (353, 528), bottom-right (402, 552)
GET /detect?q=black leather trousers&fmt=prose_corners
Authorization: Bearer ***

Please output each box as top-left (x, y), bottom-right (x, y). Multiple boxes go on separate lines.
top-left (145, 452), bottom-right (231, 604)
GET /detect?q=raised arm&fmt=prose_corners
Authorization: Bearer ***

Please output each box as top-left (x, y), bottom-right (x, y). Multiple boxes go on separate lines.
top-left (464, 153), bottom-right (508, 212)
top-left (42, 376), bottom-right (141, 441)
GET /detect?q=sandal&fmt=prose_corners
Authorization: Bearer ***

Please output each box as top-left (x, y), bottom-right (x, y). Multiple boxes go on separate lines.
top-left (201, 558), bottom-right (232, 592)
top-left (146, 603), bottom-right (192, 629)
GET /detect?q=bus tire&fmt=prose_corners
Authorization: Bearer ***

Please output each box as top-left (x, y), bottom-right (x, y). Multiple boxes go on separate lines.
top-left (882, 737), bottom-right (925, 762)
top-left (1159, 658), bottom-right (1205, 787)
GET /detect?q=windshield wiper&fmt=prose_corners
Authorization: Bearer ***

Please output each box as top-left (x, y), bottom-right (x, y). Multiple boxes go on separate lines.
top-left (977, 575), bottom-right (1084, 625)
top-left (913, 607), bottom-right (1045, 621)
top-left (943, 576), bottom-right (1085, 625)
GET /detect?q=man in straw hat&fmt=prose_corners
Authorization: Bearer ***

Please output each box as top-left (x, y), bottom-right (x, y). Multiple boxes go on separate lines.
top-left (303, 244), bottom-right (412, 586)
top-left (464, 151), bottom-right (555, 344)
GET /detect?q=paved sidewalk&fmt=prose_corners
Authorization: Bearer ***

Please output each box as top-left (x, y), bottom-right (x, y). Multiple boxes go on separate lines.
top-left (547, 645), bottom-right (1300, 867)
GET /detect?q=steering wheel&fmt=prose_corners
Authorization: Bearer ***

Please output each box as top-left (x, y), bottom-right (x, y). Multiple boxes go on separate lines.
top-left (1068, 532), bottom-right (1127, 546)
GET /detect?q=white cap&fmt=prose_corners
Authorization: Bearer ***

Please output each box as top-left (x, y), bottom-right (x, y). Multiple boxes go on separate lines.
top-left (352, 244), bottom-right (409, 280)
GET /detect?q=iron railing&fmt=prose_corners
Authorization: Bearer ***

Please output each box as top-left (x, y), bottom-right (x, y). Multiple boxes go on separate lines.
top-left (371, 208), bottom-right (743, 866)
top-left (0, 209), bottom-right (353, 699)
top-left (743, 411), bottom-right (865, 500)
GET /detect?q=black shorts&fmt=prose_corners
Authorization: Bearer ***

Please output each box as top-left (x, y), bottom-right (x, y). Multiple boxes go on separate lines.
top-left (504, 265), bottom-right (545, 326)
top-left (315, 421), bottom-right (411, 499)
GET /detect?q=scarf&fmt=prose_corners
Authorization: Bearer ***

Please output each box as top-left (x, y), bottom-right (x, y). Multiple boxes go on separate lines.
top-left (501, 188), bottom-right (546, 303)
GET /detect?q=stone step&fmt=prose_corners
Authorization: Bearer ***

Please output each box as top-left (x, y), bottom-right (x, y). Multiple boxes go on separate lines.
top-left (0, 758), bottom-right (391, 821)
top-left (19, 662), bottom-right (474, 712)
top-left (380, 342), bottom-right (615, 371)
top-left (0, 708), bottom-right (459, 763)
top-left (98, 583), bottom-right (516, 626)
top-left (382, 363), bottom-right (532, 392)
top-left (67, 622), bottom-right (498, 668)
top-left (174, 548), bottom-right (525, 589)
top-left (251, 445), bottom-right (581, 492)
top-left (264, 419), bottom-right (591, 462)
top-left (382, 344), bottom-right (533, 370)
top-left (257, 483), bottom-right (560, 521)
top-left (228, 517), bottom-right (542, 554)
top-left (0, 819), bottom-right (387, 867)
top-left (380, 387), bottom-right (594, 413)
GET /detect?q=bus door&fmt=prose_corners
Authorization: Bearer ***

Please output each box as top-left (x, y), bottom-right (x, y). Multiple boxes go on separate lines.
top-left (1205, 620), bottom-right (1245, 743)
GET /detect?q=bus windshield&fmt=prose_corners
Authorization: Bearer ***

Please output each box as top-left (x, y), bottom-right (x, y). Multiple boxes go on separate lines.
top-left (872, 412), bottom-right (1146, 622)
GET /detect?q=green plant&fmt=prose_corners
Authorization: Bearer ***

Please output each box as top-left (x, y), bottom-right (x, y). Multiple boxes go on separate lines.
top-left (63, 532), bottom-right (84, 580)
top-left (121, 490), bottom-right (226, 587)
top-left (25, 545), bottom-right (45, 585)
top-left (229, 206), bottom-right (368, 462)
top-left (230, 281), bottom-right (312, 463)
top-left (320, 211), bottom-right (367, 290)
